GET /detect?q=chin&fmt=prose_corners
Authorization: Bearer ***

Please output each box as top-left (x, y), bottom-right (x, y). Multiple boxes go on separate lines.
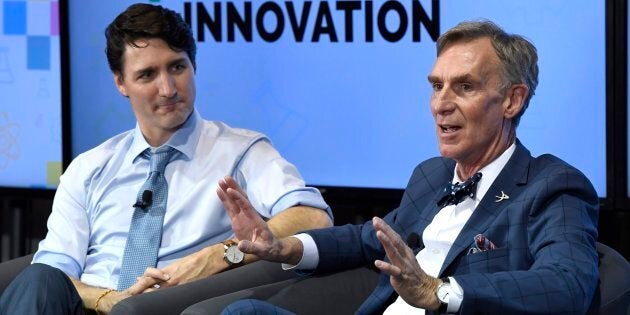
top-left (438, 145), bottom-right (462, 160)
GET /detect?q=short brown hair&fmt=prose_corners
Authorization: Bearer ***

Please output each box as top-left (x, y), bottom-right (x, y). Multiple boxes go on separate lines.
top-left (437, 20), bottom-right (538, 126)
top-left (105, 3), bottom-right (196, 76)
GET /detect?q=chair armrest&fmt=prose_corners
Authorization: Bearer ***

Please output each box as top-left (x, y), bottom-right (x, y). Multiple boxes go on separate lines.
top-left (110, 260), bottom-right (298, 315)
top-left (0, 254), bottom-right (34, 295)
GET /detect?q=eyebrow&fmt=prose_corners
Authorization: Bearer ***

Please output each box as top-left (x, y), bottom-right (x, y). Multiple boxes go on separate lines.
top-left (131, 57), bottom-right (189, 77)
top-left (427, 73), bottom-right (476, 83)
top-left (167, 57), bottom-right (188, 68)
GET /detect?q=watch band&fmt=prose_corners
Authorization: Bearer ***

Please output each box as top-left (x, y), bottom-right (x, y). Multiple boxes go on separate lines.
top-left (437, 277), bottom-right (450, 314)
top-left (221, 239), bottom-right (238, 248)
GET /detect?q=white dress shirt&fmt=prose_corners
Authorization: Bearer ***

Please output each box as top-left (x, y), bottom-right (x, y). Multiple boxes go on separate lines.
top-left (290, 143), bottom-right (516, 314)
top-left (34, 110), bottom-right (331, 289)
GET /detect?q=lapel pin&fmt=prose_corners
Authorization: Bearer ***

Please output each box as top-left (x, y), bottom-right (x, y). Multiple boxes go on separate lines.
top-left (495, 191), bottom-right (509, 203)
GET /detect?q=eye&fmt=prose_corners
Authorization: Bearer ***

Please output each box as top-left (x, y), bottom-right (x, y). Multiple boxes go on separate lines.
top-left (137, 70), bottom-right (154, 81)
top-left (172, 63), bottom-right (187, 73)
top-left (461, 83), bottom-right (473, 91)
top-left (431, 82), bottom-right (443, 91)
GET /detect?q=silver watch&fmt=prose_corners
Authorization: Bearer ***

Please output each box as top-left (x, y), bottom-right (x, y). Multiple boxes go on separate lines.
top-left (436, 277), bottom-right (451, 313)
top-left (221, 240), bottom-right (245, 266)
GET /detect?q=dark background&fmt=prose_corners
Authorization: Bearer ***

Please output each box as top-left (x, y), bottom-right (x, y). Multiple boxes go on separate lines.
top-left (1, 0), bottom-right (629, 262)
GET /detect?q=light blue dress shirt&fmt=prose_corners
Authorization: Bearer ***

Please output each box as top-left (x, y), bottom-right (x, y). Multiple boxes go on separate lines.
top-left (33, 110), bottom-right (331, 289)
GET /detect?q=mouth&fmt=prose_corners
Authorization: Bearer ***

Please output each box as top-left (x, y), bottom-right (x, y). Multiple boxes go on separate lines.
top-left (158, 100), bottom-right (180, 107)
top-left (155, 99), bottom-right (183, 112)
top-left (439, 124), bottom-right (461, 133)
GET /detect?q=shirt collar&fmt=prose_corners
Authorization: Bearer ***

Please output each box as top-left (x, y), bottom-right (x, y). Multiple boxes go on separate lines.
top-left (453, 142), bottom-right (516, 203)
top-left (125, 109), bottom-right (202, 165)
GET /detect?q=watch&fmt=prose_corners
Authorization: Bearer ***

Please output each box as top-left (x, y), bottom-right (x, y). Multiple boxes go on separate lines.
top-left (221, 240), bottom-right (245, 266)
top-left (436, 277), bottom-right (451, 314)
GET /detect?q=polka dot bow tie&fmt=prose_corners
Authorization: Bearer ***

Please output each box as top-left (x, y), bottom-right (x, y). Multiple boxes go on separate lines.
top-left (437, 172), bottom-right (482, 209)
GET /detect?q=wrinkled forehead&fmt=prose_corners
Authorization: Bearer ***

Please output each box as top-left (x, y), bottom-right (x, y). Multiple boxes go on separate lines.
top-left (430, 38), bottom-right (503, 81)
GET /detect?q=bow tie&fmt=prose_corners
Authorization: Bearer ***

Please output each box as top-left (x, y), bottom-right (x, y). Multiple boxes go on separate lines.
top-left (437, 172), bottom-right (482, 209)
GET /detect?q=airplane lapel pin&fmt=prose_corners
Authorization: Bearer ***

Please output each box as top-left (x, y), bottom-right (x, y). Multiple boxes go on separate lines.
top-left (495, 191), bottom-right (509, 203)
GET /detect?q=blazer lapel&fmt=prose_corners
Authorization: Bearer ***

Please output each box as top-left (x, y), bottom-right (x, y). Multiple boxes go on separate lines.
top-left (438, 141), bottom-right (532, 276)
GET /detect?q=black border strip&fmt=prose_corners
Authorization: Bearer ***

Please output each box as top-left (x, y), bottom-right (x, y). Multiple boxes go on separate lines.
top-left (604, 0), bottom-right (628, 211)
top-left (60, 0), bottom-right (72, 173)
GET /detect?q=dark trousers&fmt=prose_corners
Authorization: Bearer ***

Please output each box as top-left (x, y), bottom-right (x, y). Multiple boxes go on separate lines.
top-left (182, 266), bottom-right (380, 315)
top-left (0, 263), bottom-right (85, 315)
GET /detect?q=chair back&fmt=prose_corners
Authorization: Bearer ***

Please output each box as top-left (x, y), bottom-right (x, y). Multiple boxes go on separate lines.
top-left (0, 254), bottom-right (34, 296)
top-left (589, 242), bottom-right (630, 314)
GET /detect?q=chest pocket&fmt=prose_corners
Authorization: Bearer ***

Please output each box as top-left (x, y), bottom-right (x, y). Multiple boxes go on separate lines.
top-left (456, 247), bottom-right (510, 274)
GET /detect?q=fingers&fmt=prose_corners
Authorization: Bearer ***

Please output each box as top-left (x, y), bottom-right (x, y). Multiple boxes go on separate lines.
top-left (376, 229), bottom-right (404, 268)
top-left (373, 217), bottom-right (407, 264)
top-left (218, 176), bottom-right (248, 202)
top-left (143, 268), bottom-right (170, 281)
top-left (228, 189), bottom-right (259, 220)
top-left (217, 186), bottom-right (237, 220)
top-left (125, 268), bottom-right (170, 295)
top-left (374, 259), bottom-right (402, 278)
top-left (126, 277), bottom-right (157, 295)
top-left (223, 176), bottom-right (248, 198)
top-left (219, 178), bottom-right (260, 221)
top-left (217, 176), bottom-right (252, 213)
top-left (372, 217), bottom-right (409, 252)
top-left (237, 239), bottom-right (269, 257)
top-left (217, 178), bottom-right (243, 220)
top-left (373, 217), bottom-right (421, 283)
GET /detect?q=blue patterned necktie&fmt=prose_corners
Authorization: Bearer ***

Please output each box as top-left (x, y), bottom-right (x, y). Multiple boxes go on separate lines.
top-left (117, 147), bottom-right (176, 291)
top-left (437, 172), bottom-right (482, 209)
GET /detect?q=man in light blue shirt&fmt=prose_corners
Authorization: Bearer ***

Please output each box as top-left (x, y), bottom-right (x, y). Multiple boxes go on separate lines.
top-left (0, 3), bottom-right (331, 314)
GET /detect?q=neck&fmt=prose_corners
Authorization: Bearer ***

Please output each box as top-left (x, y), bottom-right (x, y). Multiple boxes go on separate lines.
top-left (142, 128), bottom-right (176, 148)
top-left (457, 130), bottom-right (515, 180)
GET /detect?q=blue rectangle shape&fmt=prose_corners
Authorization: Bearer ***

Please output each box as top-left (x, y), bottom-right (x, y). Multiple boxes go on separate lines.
top-left (27, 36), bottom-right (50, 70)
top-left (4, 1), bottom-right (27, 35)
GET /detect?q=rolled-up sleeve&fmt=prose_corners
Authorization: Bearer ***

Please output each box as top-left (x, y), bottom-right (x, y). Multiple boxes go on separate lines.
top-left (236, 139), bottom-right (332, 219)
top-left (32, 159), bottom-right (90, 279)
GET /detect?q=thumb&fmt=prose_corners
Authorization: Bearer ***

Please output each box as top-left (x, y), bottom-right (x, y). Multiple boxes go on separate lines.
top-left (238, 240), bottom-right (255, 254)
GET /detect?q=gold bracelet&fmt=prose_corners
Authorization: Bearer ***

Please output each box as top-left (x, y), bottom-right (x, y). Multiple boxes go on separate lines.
top-left (95, 288), bottom-right (114, 315)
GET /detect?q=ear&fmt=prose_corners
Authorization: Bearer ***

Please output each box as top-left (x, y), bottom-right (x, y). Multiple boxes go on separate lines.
top-left (503, 84), bottom-right (529, 119)
top-left (113, 72), bottom-right (128, 97)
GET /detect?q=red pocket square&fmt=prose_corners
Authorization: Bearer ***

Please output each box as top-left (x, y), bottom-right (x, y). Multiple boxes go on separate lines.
top-left (468, 234), bottom-right (497, 254)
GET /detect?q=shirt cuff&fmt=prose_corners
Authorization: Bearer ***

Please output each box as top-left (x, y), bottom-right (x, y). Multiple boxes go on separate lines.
top-left (281, 234), bottom-right (319, 271)
top-left (32, 251), bottom-right (82, 279)
top-left (269, 188), bottom-right (333, 219)
top-left (447, 276), bottom-right (464, 313)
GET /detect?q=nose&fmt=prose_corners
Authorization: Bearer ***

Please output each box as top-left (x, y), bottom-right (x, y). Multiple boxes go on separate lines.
top-left (157, 73), bottom-right (177, 98)
top-left (431, 86), bottom-right (456, 116)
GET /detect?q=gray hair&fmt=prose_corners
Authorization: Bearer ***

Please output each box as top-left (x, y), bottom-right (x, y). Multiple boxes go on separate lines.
top-left (437, 20), bottom-right (538, 127)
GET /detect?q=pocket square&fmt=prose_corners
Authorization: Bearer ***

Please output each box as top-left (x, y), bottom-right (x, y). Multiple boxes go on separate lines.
top-left (468, 234), bottom-right (497, 254)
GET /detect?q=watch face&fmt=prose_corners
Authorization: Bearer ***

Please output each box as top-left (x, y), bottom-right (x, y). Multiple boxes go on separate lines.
top-left (437, 283), bottom-right (450, 303)
top-left (226, 245), bottom-right (244, 263)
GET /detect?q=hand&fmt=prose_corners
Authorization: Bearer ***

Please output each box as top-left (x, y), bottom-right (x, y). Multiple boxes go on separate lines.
top-left (96, 290), bottom-right (131, 314)
top-left (126, 244), bottom-right (225, 294)
top-left (125, 267), bottom-right (171, 295)
top-left (217, 176), bottom-right (298, 263)
top-left (372, 217), bottom-right (441, 311)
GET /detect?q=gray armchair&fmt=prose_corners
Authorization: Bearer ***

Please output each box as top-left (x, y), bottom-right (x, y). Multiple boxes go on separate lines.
top-left (589, 242), bottom-right (630, 314)
top-left (0, 256), bottom-right (297, 314)
top-left (0, 242), bottom-right (628, 314)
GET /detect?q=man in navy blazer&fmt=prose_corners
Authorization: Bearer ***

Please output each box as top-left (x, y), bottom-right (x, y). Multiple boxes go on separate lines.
top-left (208, 20), bottom-right (599, 314)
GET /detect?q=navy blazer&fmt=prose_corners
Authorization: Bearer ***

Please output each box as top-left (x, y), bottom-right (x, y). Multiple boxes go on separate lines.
top-left (307, 141), bottom-right (599, 314)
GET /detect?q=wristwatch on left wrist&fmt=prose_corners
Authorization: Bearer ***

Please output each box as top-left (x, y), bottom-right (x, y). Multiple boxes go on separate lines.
top-left (436, 277), bottom-right (451, 314)
top-left (221, 240), bottom-right (245, 266)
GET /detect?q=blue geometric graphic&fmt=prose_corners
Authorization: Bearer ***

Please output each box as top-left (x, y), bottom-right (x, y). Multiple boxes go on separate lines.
top-left (27, 36), bottom-right (50, 70)
top-left (4, 1), bottom-right (27, 35)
